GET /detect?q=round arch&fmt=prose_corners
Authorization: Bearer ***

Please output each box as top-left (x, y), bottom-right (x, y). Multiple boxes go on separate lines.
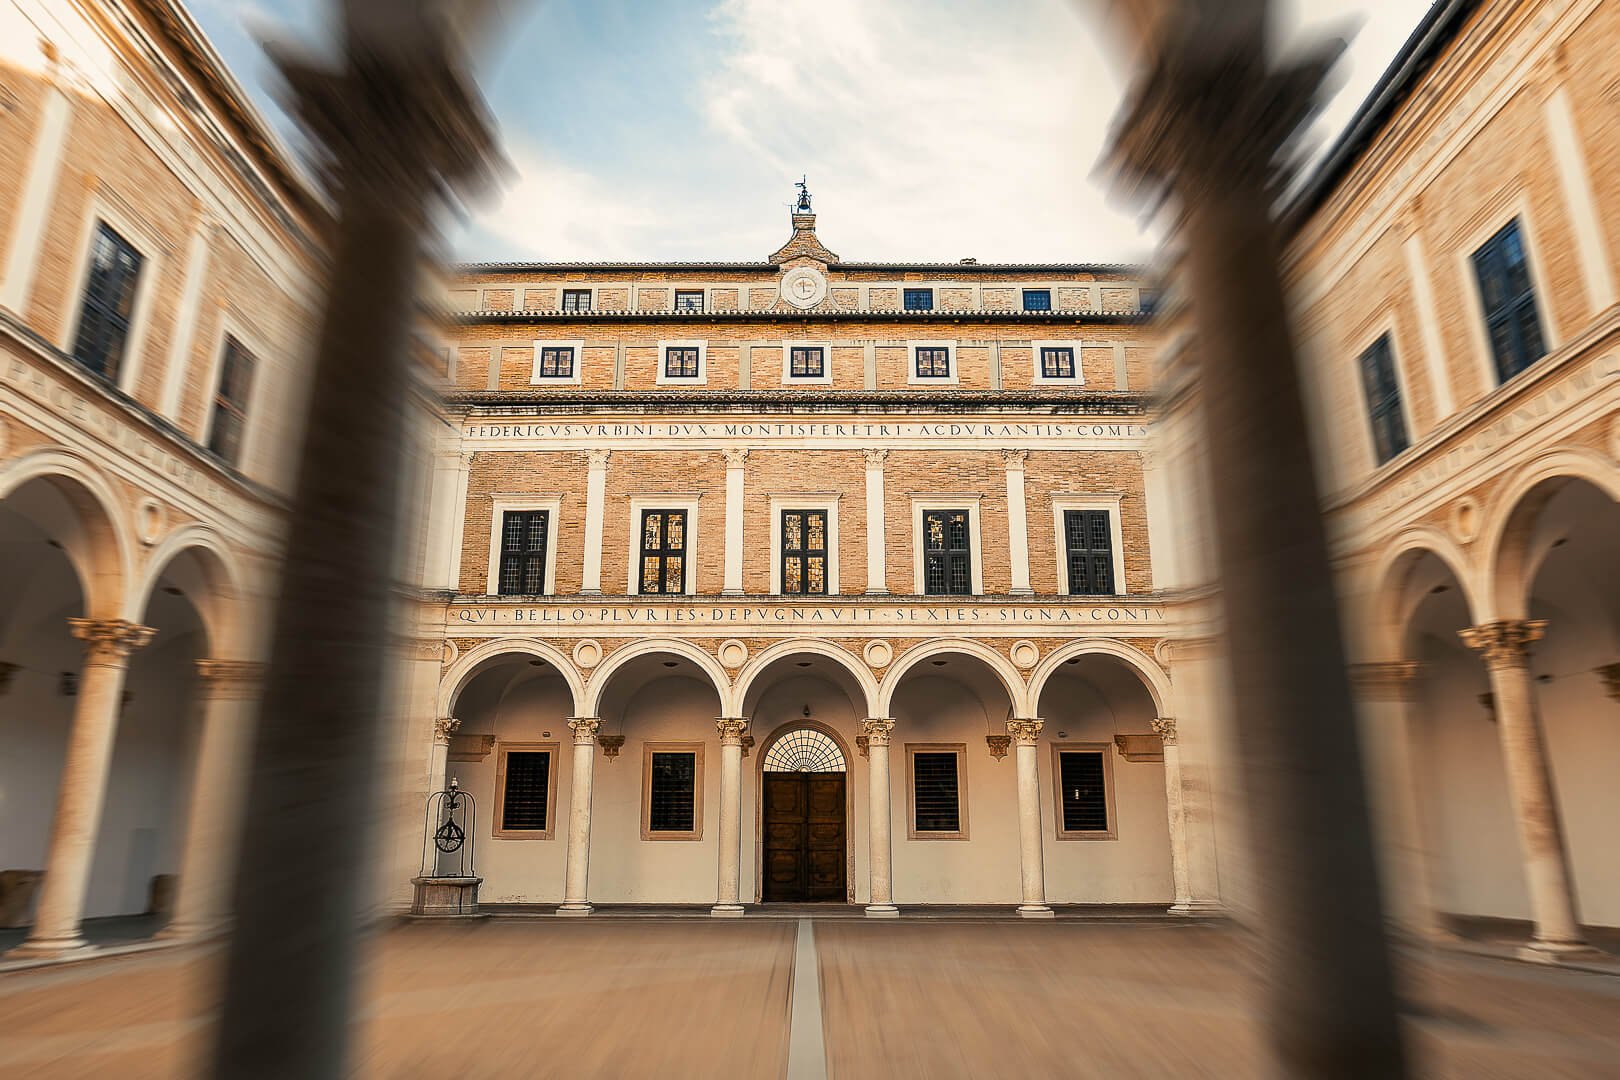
top-left (438, 637), bottom-right (585, 718)
top-left (1477, 447), bottom-right (1620, 621)
top-left (752, 716), bottom-right (859, 904)
top-left (730, 638), bottom-right (880, 718)
top-left (582, 636), bottom-right (731, 718)
top-left (877, 637), bottom-right (1029, 718)
top-left (1368, 525), bottom-right (1483, 659)
top-left (129, 523), bottom-right (246, 658)
top-left (1026, 638), bottom-right (1172, 717)
top-left (0, 448), bottom-right (134, 620)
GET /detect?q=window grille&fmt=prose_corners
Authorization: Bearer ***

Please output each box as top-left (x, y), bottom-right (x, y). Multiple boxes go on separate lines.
top-left (207, 336), bottom-right (256, 467)
top-left (763, 729), bottom-right (845, 772)
top-left (498, 510), bottom-right (550, 595)
top-left (912, 751), bottom-right (961, 832)
top-left (923, 510), bottom-right (972, 595)
top-left (781, 509), bottom-right (828, 595)
top-left (914, 347), bottom-right (950, 379)
top-left (1058, 751), bottom-right (1108, 832)
top-left (1041, 347), bottom-right (1075, 379)
top-left (648, 751), bottom-right (696, 832)
top-left (71, 222), bottom-right (143, 382)
top-left (1471, 219), bottom-right (1546, 383)
top-left (674, 290), bottom-right (704, 311)
top-left (665, 346), bottom-right (700, 378)
top-left (561, 289), bottom-right (591, 312)
top-left (903, 287), bottom-right (933, 311)
top-left (539, 346), bottom-right (574, 377)
top-left (639, 509), bottom-right (687, 594)
top-left (1357, 335), bottom-right (1409, 465)
top-left (500, 751), bottom-right (551, 830)
top-left (789, 346), bottom-right (825, 378)
top-left (1063, 510), bottom-right (1113, 595)
top-left (1023, 289), bottom-right (1051, 312)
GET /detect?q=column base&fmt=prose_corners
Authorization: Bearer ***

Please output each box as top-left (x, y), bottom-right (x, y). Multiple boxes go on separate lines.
top-left (7, 935), bottom-right (92, 961)
top-left (1518, 939), bottom-right (1604, 964)
top-left (1168, 900), bottom-right (1224, 917)
top-left (1016, 904), bottom-right (1055, 918)
top-left (864, 903), bottom-right (899, 918)
top-left (710, 904), bottom-right (745, 918)
top-left (555, 902), bottom-right (594, 917)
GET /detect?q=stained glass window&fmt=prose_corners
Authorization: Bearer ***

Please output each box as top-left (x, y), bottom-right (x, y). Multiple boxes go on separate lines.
top-left (1063, 510), bottom-right (1112, 596)
top-left (639, 509), bottom-right (688, 595)
top-left (789, 346), bottom-right (824, 378)
top-left (1041, 347), bottom-right (1075, 379)
top-left (781, 509), bottom-right (827, 595)
top-left (539, 346), bottom-right (574, 377)
top-left (498, 510), bottom-right (549, 595)
top-left (763, 729), bottom-right (845, 772)
top-left (915, 347), bottom-right (950, 378)
top-left (923, 510), bottom-right (972, 595)
top-left (71, 222), bottom-right (143, 382)
top-left (665, 347), bottom-right (700, 378)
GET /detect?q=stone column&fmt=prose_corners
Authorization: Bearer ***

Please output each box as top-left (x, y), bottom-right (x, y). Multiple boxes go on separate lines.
top-left (712, 718), bottom-right (748, 916)
top-left (1150, 717), bottom-right (1197, 915)
top-left (1008, 719), bottom-right (1053, 917)
top-left (1459, 620), bottom-right (1590, 957)
top-left (558, 717), bottom-right (600, 915)
top-left (862, 719), bottom-right (898, 916)
top-left (722, 450), bottom-right (747, 596)
top-left (420, 717), bottom-right (460, 876)
top-left (581, 450), bottom-right (610, 595)
top-left (863, 450), bottom-right (888, 595)
top-left (15, 619), bottom-right (154, 957)
top-left (163, 660), bottom-right (265, 942)
top-left (1002, 449), bottom-right (1033, 595)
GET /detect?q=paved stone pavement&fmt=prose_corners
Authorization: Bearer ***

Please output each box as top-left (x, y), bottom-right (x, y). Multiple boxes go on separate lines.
top-left (0, 918), bottom-right (1617, 1078)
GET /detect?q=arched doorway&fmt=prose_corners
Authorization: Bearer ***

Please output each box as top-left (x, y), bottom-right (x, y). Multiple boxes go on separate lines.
top-left (759, 725), bottom-right (848, 903)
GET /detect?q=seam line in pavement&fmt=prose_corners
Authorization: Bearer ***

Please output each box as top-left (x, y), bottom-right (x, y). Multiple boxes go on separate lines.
top-left (787, 919), bottom-right (828, 1080)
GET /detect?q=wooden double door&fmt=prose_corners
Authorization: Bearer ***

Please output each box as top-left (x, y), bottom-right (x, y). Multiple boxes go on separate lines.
top-left (762, 771), bottom-right (847, 902)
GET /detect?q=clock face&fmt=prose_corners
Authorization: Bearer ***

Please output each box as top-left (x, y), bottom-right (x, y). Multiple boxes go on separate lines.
top-left (780, 267), bottom-right (827, 309)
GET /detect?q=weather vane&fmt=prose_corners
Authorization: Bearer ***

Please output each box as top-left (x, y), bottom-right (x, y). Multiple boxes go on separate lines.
top-left (794, 175), bottom-right (812, 213)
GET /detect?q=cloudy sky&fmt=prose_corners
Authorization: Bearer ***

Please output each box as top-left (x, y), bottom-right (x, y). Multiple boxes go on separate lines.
top-left (189, 0), bottom-right (1429, 264)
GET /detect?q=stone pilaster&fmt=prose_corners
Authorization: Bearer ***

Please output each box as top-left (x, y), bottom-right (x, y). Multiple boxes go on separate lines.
top-left (722, 450), bottom-right (747, 595)
top-left (581, 450), bottom-right (611, 594)
top-left (1002, 449), bottom-right (1032, 595)
top-left (863, 450), bottom-right (888, 595)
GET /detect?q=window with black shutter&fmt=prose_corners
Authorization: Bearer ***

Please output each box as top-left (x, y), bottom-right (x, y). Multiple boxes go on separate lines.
top-left (639, 509), bottom-right (687, 594)
top-left (923, 510), bottom-right (972, 595)
top-left (538, 346), bottom-right (574, 377)
top-left (1063, 510), bottom-right (1114, 596)
top-left (561, 289), bottom-right (591, 311)
top-left (781, 509), bottom-right (828, 595)
top-left (1056, 750), bottom-right (1110, 836)
top-left (910, 748), bottom-right (964, 837)
top-left (789, 346), bottom-right (825, 378)
top-left (497, 510), bottom-right (549, 595)
top-left (1041, 347), bottom-right (1075, 379)
top-left (647, 750), bottom-right (698, 835)
top-left (674, 290), bottom-right (704, 311)
top-left (71, 222), bottom-right (144, 382)
top-left (207, 336), bottom-right (256, 467)
top-left (903, 287), bottom-right (933, 311)
top-left (1023, 289), bottom-right (1051, 312)
top-left (1471, 219), bottom-right (1546, 383)
top-left (665, 346), bottom-right (700, 378)
top-left (1357, 334), bottom-right (1409, 465)
top-left (914, 346), bottom-right (950, 379)
top-left (499, 750), bottom-right (552, 831)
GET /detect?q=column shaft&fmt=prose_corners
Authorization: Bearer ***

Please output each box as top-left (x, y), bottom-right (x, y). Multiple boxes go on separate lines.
top-left (420, 718), bottom-right (458, 877)
top-left (581, 452), bottom-right (609, 595)
top-left (863, 451), bottom-right (888, 595)
top-left (1151, 718), bottom-right (1196, 913)
top-left (863, 719), bottom-right (898, 916)
top-left (712, 718), bottom-right (747, 915)
top-left (558, 718), bottom-right (600, 914)
top-left (1003, 451), bottom-right (1032, 595)
top-left (1009, 720), bottom-right (1052, 916)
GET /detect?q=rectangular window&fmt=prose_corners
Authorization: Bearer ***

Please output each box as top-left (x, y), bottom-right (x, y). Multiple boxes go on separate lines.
top-left (1055, 749), bottom-right (1113, 837)
top-left (903, 287), bottom-right (933, 311)
top-left (538, 346), bottom-right (575, 378)
top-left (665, 346), bottom-right (700, 378)
top-left (923, 509), bottom-right (972, 595)
top-left (1358, 334), bottom-right (1409, 465)
top-left (780, 509), bottom-right (828, 595)
top-left (493, 744), bottom-right (557, 838)
top-left (207, 336), bottom-right (255, 467)
top-left (789, 346), bottom-right (825, 378)
top-left (1063, 510), bottom-right (1113, 595)
top-left (1022, 289), bottom-right (1051, 312)
top-left (561, 289), bottom-right (591, 312)
top-left (497, 510), bottom-right (550, 595)
top-left (71, 222), bottom-right (144, 382)
top-left (1040, 347), bottom-right (1075, 379)
top-left (1471, 219), bottom-right (1546, 383)
top-left (908, 745), bottom-right (966, 838)
top-left (674, 290), bottom-right (704, 311)
top-left (639, 509), bottom-right (687, 594)
top-left (914, 346), bottom-right (950, 379)
top-left (1138, 289), bottom-right (1159, 315)
top-left (642, 744), bottom-right (704, 839)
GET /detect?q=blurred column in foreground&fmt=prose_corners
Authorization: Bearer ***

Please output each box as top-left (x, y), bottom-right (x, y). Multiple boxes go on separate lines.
top-left (209, 11), bottom-right (498, 1078)
top-left (1104, 3), bottom-right (1407, 1075)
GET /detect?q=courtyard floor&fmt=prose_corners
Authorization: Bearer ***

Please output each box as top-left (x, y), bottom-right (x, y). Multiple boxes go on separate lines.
top-left (0, 917), bottom-right (1617, 1078)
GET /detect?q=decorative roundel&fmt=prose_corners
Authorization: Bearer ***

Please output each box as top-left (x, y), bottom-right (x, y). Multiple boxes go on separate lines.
top-left (572, 639), bottom-right (603, 669)
top-left (863, 639), bottom-right (893, 669)
top-left (442, 639), bottom-right (460, 667)
top-left (1451, 498), bottom-right (1480, 545)
top-left (780, 266), bottom-right (827, 310)
top-left (718, 639), bottom-right (749, 669)
top-left (136, 499), bottom-right (164, 546)
top-left (1009, 640), bottom-right (1040, 670)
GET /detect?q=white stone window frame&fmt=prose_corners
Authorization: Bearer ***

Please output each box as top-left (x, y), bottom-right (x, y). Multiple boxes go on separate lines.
top-left (625, 493), bottom-right (702, 595)
top-left (492, 741), bottom-right (560, 840)
top-left (198, 307), bottom-right (275, 466)
top-left (907, 339), bottom-right (959, 386)
top-left (1050, 494), bottom-right (1127, 598)
top-left (486, 495), bottom-right (563, 596)
top-left (905, 742), bottom-right (970, 841)
top-left (59, 195), bottom-right (168, 398)
top-left (1030, 338), bottom-right (1086, 386)
top-left (530, 337), bottom-right (584, 386)
top-left (768, 493), bottom-right (841, 595)
top-left (781, 338), bottom-right (834, 385)
top-left (1051, 742), bottom-right (1118, 841)
top-left (1452, 190), bottom-right (1561, 394)
top-left (909, 494), bottom-right (983, 595)
top-left (655, 339), bottom-right (708, 386)
top-left (641, 741), bottom-right (706, 841)
top-left (1350, 312), bottom-right (1418, 471)
top-left (559, 285), bottom-right (595, 312)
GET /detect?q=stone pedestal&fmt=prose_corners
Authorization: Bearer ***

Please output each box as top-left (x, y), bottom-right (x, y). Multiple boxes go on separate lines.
top-left (410, 876), bottom-right (483, 917)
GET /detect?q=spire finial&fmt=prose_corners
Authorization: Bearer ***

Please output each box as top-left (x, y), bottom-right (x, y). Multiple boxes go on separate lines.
top-left (794, 175), bottom-right (812, 213)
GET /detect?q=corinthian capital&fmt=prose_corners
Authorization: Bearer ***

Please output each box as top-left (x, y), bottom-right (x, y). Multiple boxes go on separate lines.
top-left (433, 716), bottom-right (462, 744)
top-left (715, 717), bottom-right (749, 745)
top-left (862, 448), bottom-right (889, 469)
top-left (69, 619), bottom-right (156, 666)
top-left (1459, 620), bottom-right (1547, 668)
top-left (859, 718), bottom-right (894, 745)
top-left (722, 447), bottom-right (750, 469)
top-left (1149, 716), bottom-right (1177, 744)
top-left (584, 449), bottom-right (612, 470)
top-left (567, 716), bottom-right (602, 743)
top-left (1006, 718), bottom-right (1043, 745)
top-left (1001, 448), bottom-right (1028, 469)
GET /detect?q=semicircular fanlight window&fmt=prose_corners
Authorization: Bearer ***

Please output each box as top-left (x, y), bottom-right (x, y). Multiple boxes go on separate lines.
top-left (762, 728), bottom-right (846, 773)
